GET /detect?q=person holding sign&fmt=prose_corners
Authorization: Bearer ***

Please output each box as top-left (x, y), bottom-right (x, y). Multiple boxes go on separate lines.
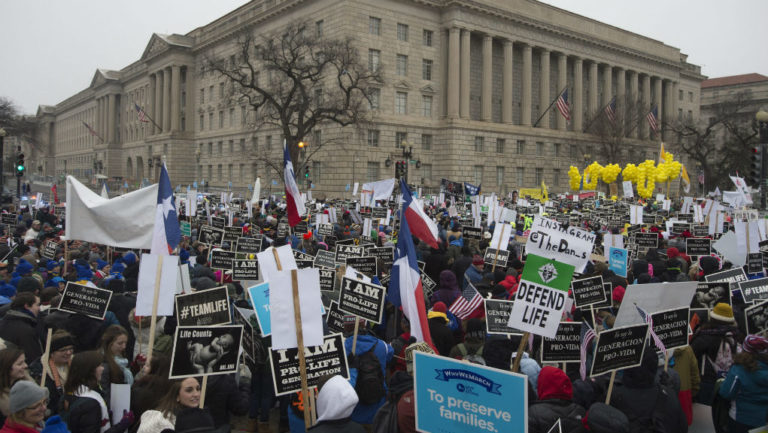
top-left (718, 335), bottom-right (768, 433)
top-left (98, 326), bottom-right (134, 405)
top-left (309, 374), bottom-right (366, 433)
top-left (137, 377), bottom-right (201, 433)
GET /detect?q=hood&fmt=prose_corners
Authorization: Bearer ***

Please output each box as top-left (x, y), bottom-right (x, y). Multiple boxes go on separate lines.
top-left (438, 270), bottom-right (458, 292)
top-left (316, 375), bottom-right (359, 422)
top-left (622, 348), bottom-right (657, 388)
top-left (499, 275), bottom-right (518, 289)
top-left (537, 366), bottom-right (573, 400)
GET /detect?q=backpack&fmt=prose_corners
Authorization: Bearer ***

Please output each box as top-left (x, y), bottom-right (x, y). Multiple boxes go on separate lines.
top-left (58, 395), bottom-right (89, 427)
top-left (371, 399), bottom-right (399, 433)
top-left (708, 332), bottom-right (736, 379)
top-left (456, 344), bottom-right (485, 365)
top-left (351, 344), bottom-right (385, 405)
top-left (627, 385), bottom-right (668, 433)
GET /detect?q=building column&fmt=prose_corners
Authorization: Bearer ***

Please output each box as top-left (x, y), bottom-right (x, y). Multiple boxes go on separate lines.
top-left (95, 98), bottom-right (102, 138)
top-left (149, 74), bottom-right (157, 135)
top-left (602, 64), bottom-right (613, 106)
top-left (616, 68), bottom-right (626, 134)
top-left (447, 28), bottom-right (460, 118)
top-left (482, 35), bottom-right (493, 121)
top-left (101, 97), bottom-right (107, 138)
top-left (185, 67), bottom-right (194, 132)
top-left (171, 65), bottom-right (181, 131)
top-left (538, 49), bottom-right (550, 128)
top-left (589, 61), bottom-right (599, 117)
top-left (641, 74), bottom-right (651, 140)
top-left (460, 29), bottom-right (471, 119)
top-left (163, 67), bottom-right (172, 132)
top-left (155, 70), bottom-right (164, 133)
top-left (107, 94), bottom-right (115, 143)
top-left (557, 52), bottom-right (567, 131)
top-left (521, 44), bottom-right (532, 126)
top-left (653, 77), bottom-right (663, 138)
top-left (573, 57), bottom-right (583, 132)
top-left (502, 40), bottom-right (513, 124)
top-left (629, 70), bottom-right (639, 138)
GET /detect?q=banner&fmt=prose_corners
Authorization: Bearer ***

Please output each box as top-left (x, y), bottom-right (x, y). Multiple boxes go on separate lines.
top-left (175, 286), bottom-right (231, 326)
top-left (170, 325), bottom-right (243, 378)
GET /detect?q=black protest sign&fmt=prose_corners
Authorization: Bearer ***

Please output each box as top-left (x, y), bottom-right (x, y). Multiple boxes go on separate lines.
top-left (175, 286), bottom-right (231, 326)
top-left (295, 259), bottom-right (313, 269)
top-left (541, 322), bottom-right (582, 363)
top-left (58, 282), bottom-right (113, 320)
top-left (651, 307), bottom-right (690, 350)
top-left (346, 256), bottom-right (377, 278)
top-left (372, 207), bottom-right (387, 219)
top-left (319, 269), bottom-right (336, 292)
top-left (693, 225), bottom-right (709, 237)
top-left (335, 244), bottom-right (364, 263)
top-left (233, 259), bottom-right (260, 281)
top-left (41, 240), bottom-right (57, 260)
top-left (0, 214), bottom-right (16, 225)
top-left (421, 272), bottom-right (437, 299)
top-left (705, 268), bottom-right (748, 285)
top-left (234, 307), bottom-right (262, 363)
top-left (294, 221), bottom-right (309, 234)
top-left (200, 225), bottom-right (225, 246)
top-left (317, 224), bottom-right (334, 237)
top-left (627, 224), bottom-right (642, 235)
top-left (269, 333), bottom-right (350, 396)
top-left (325, 236), bottom-right (337, 250)
top-left (293, 250), bottom-right (314, 261)
top-left (692, 282), bottom-right (732, 310)
top-left (570, 276), bottom-right (607, 308)
top-left (170, 325), bottom-right (243, 379)
top-left (738, 278), bottom-right (768, 304)
top-left (325, 301), bottom-right (349, 334)
top-left (642, 214), bottom-right (655, 224)
top-left (210, 250), bottom-right (236, 270)
top-left (277, 223), bottom-right (289, 238)
top-left (367, 247), bottom-right (394, 273)
top-left (314, 250), bottom-right (336, 269)
top-left (210, 216), bottom-right (226, 229)
top-left (590, 324), bottom-right (649, 377)
top-left (745, 300), bottom-right (768, 335)
top-left (686, 238), bottom-right (711, 256)
top-left (223, 226), bottom-right (243, 243)
top-left (483, 248), bottom-right (510, 267)
top-left (484, 299), bottom-right (523, 335)
top-left (236, 236), bottom-right (263, 254)
top-left (678, 213), bottom-right (694, 223)
top-left (672, 223), bottom-right (690, 234)
top-left (338, 277), bottom-right (386, 323)
top-left (748, 253), bottom-right (764, 274)
top-left (463, 227), bottom-right (482, 240)
top-left (634, 233), bottom-right (659, 248)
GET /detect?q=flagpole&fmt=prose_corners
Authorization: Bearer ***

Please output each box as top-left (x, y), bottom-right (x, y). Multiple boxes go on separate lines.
top-left (533, 85), bottom-right (568, 128)
top-left (582, 97), bottom-right (616, 133)
top-left (137, 104), bottom-right (162, 132)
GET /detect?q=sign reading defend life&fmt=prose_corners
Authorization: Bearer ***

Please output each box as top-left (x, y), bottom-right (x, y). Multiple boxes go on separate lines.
top-left (508, 254), bottom-right (575, 339)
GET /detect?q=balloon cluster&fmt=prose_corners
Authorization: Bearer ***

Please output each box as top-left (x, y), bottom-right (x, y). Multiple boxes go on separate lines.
top-left (600, 164), bottom-right (621, 184)
top-left (568, 166), bottom-right (582, 191)
top-left (583, 162), bottom-right (602, 190)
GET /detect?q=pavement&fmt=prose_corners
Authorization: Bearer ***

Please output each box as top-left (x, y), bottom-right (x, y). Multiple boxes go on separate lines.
top-left (691, 403), bottom-right (717, 433)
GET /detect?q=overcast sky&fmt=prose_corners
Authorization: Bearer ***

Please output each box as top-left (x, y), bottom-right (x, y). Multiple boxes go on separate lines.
top-left (2, 0), bottom-right (766, 115)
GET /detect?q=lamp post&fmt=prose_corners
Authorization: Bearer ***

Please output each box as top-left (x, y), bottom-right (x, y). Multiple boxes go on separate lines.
top-left (757, 110), bottom-right (768, 210)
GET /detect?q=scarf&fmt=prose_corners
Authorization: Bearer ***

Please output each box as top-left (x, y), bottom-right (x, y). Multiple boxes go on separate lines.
top-left (75, 385), bottom-right (109, 433)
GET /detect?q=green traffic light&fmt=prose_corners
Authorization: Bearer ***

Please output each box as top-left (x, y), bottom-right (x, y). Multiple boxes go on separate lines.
top-left (16, 165), bottom-right (23, 172)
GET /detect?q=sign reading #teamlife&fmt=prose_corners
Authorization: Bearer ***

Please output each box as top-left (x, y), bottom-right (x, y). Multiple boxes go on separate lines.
top-left (236, 236), bottom-right (263, 254)
top-left (745, 300), bottom-right (768, 335)
top-left (590, 323), bottom-right (649, 377)
top-left (269, 333), bottom-right (349, 396)
top-left (483, 299), bottom-right (522, 335)
top-left (508, 254), bottom-right (575, 339)
top-left (335, 244), bottom-right (364, 264)
top-left (686, 238), bottom-right (711, 256)
top-left (175, 286), bottom-right (231, 326)
top-left (58, 282), bottom-right (113, 320)
top-left (338, 276), bottom-right (386, 324)
top-left (650, 307), bottom-right (690, 351)
top-left (541, 322), bottom-right (582, 363)
top-left (413, 351), bottom-right (527, 433)
top-left (233, 258), bottom-right (260, 281)
top-left (570, 275), bottom-right (606, 308)
top-left (738, 278), bottom-right (768, 304)
top-left (463, 227), bottom-right (483, 240)
top-left (169, 325), bottom-right (243, 379)
top-left (634, 232), bottom-right (659, 248)
top-left (483, 248), bottom-right (510, 267)
top-left (608, 247), bottom-right (628, 278)
top-left (199, 225), bottom-right (225, 245)
top-left (705, 268), bottom-right (748, 284)
top-left (210, 250), bottom-right (236, 270)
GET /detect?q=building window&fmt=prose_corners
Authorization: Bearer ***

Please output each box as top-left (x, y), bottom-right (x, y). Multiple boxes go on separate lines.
top-left (678, 108), bottom-right (683, 121)
top-left (536, 142), bottom-right (545, 156)
top-left (369, 17), bottom-right (381, 35)
top-left (496, 166), bottom-right (504, 187)
top-left (229, 108), bottom-right (235, 127)
top-left (368, 88), bottom-right (380, 110)
top-left (474, 136), bottom-right (484, 152)
top-left (241, 106), bottom-right (247, 125)
top-left (200, 88), bottom-right (205, 103)
top-left (208, 142), bottom-right (213, 155)
top-left (239, 164), bottom-right (244, 179)
top-left (395, 131), bottom-right (407, 147)
top-left (395, 91), bottom-right (408, 114)
top-left (496, 138), bottom-right (505, 154)
top-left (199, 114), bottom-right (204, 130)
top-left (367, 130), bottom-right (379, 147)
top-left (219, 83), bottom-right (225, 99)
top-left (217, 141), bottom-right (223, 154)
top-left (397, 23), bottom-right (409, 41)
top-left (228, 164), bottom-right (233, 180)
top-left (265, 135), bottom-right (272, 150)
top-left (209, 85), bottom-right (214, 99)
top-left (422, 163), bottom-right (432, 180)
top-left (421, 134), bottom-right (432, 150)
top-left (240, 138), bottom-right (246, 152)
top-left (553, 168), bottom-right (561, 186)
top-left (535, 168), bottom-right (543, 185)
top-left (687, 110), bottom-right (693, 122)
top-left (570, 144), bottom-right (578, 158)
top-left (208, 112), bottom-right (213, 129)
top-left (396, 54), bottom-right (408, 76)
top-left (217, 164), bottom-right (223, 181)
top-left (422, 95), bottom-right (432, 117)
top-left (473, 165), bottom-right (483, 186)
top-left (679, 89), bottom-right (684, 101)
top-left (208, 165), bottom-right (212, 180)
top-left (312, 161), bottom-right (322, 183)
top-left (251, 162), bottom-right (258, 181)
top-left (423, 29), bottom-right (433, 47)
top-left (553, 143), bottom-right (561, 157)
top-left (315, 20), bottom-right (323, 38)
top-left (229, 140), bottom-right (234, 154)
top-left (516, 140), bottom-right (526, 155)
top-left (422, 59), bottom-right (433, 80)
top-left (517, 167), bottom-right (525, 186)
top-left (251, 136), bottom-right (258, 150)
top-left (218, 111), bottom-right (224, 128)
top-left (367, 162), bottom-right (380, 182)
top-left (688, 91), bottom-right (694, 102)
top-left (368, 49), bottom-right (380, 72)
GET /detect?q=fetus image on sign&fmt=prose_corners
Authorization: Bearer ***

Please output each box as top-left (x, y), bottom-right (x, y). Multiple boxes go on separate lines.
top-left (187, 334), bottom-right (234, 373)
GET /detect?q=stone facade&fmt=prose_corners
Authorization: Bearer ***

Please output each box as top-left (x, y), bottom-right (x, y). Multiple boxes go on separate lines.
top-left (35, 0), bottom-right (705, 196)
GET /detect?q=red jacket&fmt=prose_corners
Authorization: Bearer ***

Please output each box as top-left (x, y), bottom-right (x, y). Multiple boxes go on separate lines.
top-left (0, 420), bottom-right (40, 433)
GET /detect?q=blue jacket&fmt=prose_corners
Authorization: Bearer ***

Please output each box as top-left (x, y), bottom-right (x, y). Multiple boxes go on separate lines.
top-left (719, 360), bottom-right (768, 427)
top-left (343, 334), bottom-right (394, 424)
top-left (463, 265), bottom-right (484, 289)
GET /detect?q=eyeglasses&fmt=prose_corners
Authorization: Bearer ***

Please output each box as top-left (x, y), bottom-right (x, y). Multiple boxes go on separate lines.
top-left (55, 347), bottom-right (74, 353)
top-left (26, 399), bottom-right (48, 411)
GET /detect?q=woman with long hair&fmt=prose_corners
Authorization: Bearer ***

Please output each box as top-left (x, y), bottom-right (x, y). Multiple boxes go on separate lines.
top-left (62, 351), bottom-right (133, 433)
top-left (130, 355), bottom-right (171, 426)
top-left (99, 325), bottom-right (133, 405)
top-left (0, 349), bottom-right (31, 423)
top-left (29, 330), bottom-right (73, 415)
top-left (136, 377), bottom-right (201, 433)
top-left (718, 335), bottom-right (768, 433)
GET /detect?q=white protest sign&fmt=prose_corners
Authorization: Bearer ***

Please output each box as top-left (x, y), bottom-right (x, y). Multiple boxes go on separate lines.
top-left (662, 199), bottom-right (671, 211)
top-left (709, 211), bottom-right (725, 235)
top-left (501, 208), bottom-right (517, 224)
top-left (352, 182), bottom-right (359, 196)
top-left (681, 197), bottom-right (693, 215)
top-left (712, 230), bottom-right (746, 267)
top-left (614, 282), bottom-right (698, 328)
top-left (136, 253), bottom-right (179, 316)
top-left (603, 234), bottom-right (624, 251)
top-left (110, 384), bottom-right (131, 426)
top-left (730, 175), bottom-right (753, 205)
top-left (256, 245), bottom-right (297, 282)
top-left (630, 205), bottom-right (643, 225)
top-left (735, 220), bottom-right (760, 255)
top-left (527, 216), bottom-right (595, 272)
top-left (490, 223), bottom-right (513, 252)
top-left (623, 181), bottom-right (634, 198)
top-left (269, 268), bottom-right (324, 350)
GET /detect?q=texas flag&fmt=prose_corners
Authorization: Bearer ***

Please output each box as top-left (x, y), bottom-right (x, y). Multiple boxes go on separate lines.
top-left (389, 181), bottom-right (434, 347)
top-left (283, 141), bottom-right (306, 227)
top-left (150, 162), bottom-right (181, 255)
top-left (400, 179), bottom-right (439, 248)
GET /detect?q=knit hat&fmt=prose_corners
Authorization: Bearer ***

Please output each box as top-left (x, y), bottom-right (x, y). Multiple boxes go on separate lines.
top-left (431, 301), bottom-right (447, 313)
top-left (15, 260), bottom-right (33, 276)
top-left (179, 249), bottom-right (190, 264)
top-left (75, 263), bottom-right (93, 280)
top-left (302, 232), bottom-right (313, 240)
top-left (46, 260), bottom-right (60, 271)
top-left (111, 262), bottom-right (126, 274)
top-left (742, 335), bottom-right (768, 355)
top-left (537, 366), bottom-right (573, 401)
top-left (611, 285), bottom-right (626, 303)
top-left (17, 276), bottom-right (41, 294)
top-left (96, 259), bottom-right (108, 270)
top-left (122, 252), bottom-right (137, 265)
top-left (41, 415), bottom-right (69, 433)
top-left (472, 255), bottom-right (484, 266)
top-left (709, 302), bottom-right (735, 323)
top-left (8, 381), bottom-right (49, 413)
top-left (699, 255), bottom-right (720, 275)
top-left (465, 318), bottom-right (485, 341)
top-left (51, 336), bottom-right (76, 352)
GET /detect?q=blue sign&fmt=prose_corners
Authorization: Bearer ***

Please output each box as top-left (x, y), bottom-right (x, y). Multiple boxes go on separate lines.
top-left (247, 281), bottom-right (325, 338)
top-left (414, 351), bottom-right (527, 433)
top-left (608, 247), bottom-right (628, 278)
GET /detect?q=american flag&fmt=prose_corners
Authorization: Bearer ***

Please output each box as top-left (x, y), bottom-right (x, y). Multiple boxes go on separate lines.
top-left (448, 282), bottom-right (483, 319)
top-left (698, 171), bottom-right (705, 185)
top-left (81, 121), bottom-right (100, 138)
top-left (635, 304), bottom-right (665, 353)
top-left (579, 323), bottom-right (597, 380)
top-left (556, 89), bottom-right (571, 121)
top-left (647, 106), bottom-right (659, 133)
top-left (604, 96), bottom-right (616, 123)
top-left (134, 103), bottom-right (149, 123)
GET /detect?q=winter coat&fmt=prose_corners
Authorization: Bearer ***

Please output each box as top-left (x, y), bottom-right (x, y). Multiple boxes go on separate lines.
top-left (451, 255), bottom-right (473, 285)
top-left (672, 345), bottom-right (700, 425)
top-left (528, 366), bottom-right (585, 433)
top-left (429, 270), bottom-right (460, 306)
top-left (0, 420), bottom-right (39, 433)
top-left (690, 323), bottom-right (743, 384)
top-left (718, 360), bottom-right (768, 428)
top-left (308, 374), bottom-right (365, 432)
top-left (136, 410), bottom-right (174, 433)
top-left (0, 310), bottom-right (42, 362)
top-left (62, 392), bottom-right (130, 433)
top-left (203, 374), bottom-right (249, 428)
top-left (427, 315), bottom-right (455, 357)
top-left (463, 265), bottom-right (484, 289)
top-left (343, 334), bottom-right (394, 424)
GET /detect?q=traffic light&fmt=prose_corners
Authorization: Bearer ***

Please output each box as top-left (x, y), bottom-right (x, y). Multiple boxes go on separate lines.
top-left (304, 167), bottom-right (310, 178)
top-left (15, 153), bottom-right (24, 178)
top-left (395, 161), bottom-right (403, 179)
top-left (750, 145), bottom-right (762, 185)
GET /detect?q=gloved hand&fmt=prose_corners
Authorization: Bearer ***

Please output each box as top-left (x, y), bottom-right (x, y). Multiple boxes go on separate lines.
top-left (41, 415), bottom-right (69, 433)
top-left (116, 410), bottom-right (135, 430)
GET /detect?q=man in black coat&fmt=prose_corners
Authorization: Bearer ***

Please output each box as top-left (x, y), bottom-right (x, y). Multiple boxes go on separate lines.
top-left (426, 302), bottom-right (455, 356)
top-left (0, 292), bottom-right (43, 362)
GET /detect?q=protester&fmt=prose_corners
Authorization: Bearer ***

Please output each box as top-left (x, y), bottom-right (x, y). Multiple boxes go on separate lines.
top-left (0, 293), bottom-right (42, 364)
top-left (99, 325), bottom-right (134, 405)
top-left (528, 366), bottom-right (586, 433)
top-left (137, 377), bottom-right (201, 433)
top-left (0, 381), bottom-right (48, 433)
top-left (690, 302), bottom-right (743, 404)
top-left (718, 335), bottom-right (768, 433)
top-left (309, 375), bottom-right (365, 433)
top-left (0, 350), bottom-right (31, 424)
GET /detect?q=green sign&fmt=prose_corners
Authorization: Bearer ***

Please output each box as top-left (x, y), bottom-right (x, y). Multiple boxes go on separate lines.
top-left (520, 254), bottom-right (575, 292)
top-left (180, 221), bottom-right (191, 237)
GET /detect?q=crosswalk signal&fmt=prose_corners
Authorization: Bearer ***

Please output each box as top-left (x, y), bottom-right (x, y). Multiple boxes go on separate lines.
top-left (750, 145), bottom-right (762, 185)
top-left (15, 153), bottom-right (24, 178)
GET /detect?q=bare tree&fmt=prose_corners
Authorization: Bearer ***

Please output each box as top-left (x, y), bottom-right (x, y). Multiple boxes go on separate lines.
top-left (206, 22), bottom-right (382, 178)
top-left (583, 99), bottom-right (656, 164)
top-left (0, 97), bottom-right (37, 141)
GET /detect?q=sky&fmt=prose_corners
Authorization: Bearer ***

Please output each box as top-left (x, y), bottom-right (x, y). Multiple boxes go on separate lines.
top-left (1, 0), bottom-right (767, 115)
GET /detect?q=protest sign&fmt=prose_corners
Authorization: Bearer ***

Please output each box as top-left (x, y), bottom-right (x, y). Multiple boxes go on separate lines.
top-left (483, 248), bottom-right (510, 267)
top-left (41, 240), bottom-right (57, 260)
top-left (199, 225), bottom-right (224, 245)
top-left (367, 246), bottom-right (394, 273)
top-left (745, 300), bottom-right (768, 335)
top-left (294, 221), bottom-right (309, 234)
top-left (614, 282), bottom-right (698, 328)
top-left (738, 278), bottom-right (768, 304)
top-left (210, 216), bottom-right (226, 229)
top-left (236, 236), bottom-right (263, 254)
top-left (590, 324), bottom-right (649, 377)
top-left (634, 233), bottom-right (659, 248)
top-left (372, 207), bottom-right (387, 219)
top-left (541, 322), bottom-right (582, 363)
top-left (325, 301), bottom-right (349, 334)
top-left (223, 226), bottom-right (243, 243)
top-left (317, 224), bottom-right (334, 237)
top-left (508, 254), bottom-right (575, 339)
top-left (527, 216), bottom-right (595, 271)
top-left (136, 254), bottom-right (179, 316)
top-left (277, 222), bottom-right (289, 238)
top-left (233, 258), bottom-right (260, 281)
top-left (748, 253), bottom-right (764, 274)
top-left (319, 268), bottom-right (336, 292)
top-left (210, 250), bottom-right (236, 270)
top-left (650, 307), bottom-right (690, 350)
top-left (570, 276), bottom-right (607, 308)
top-left (483, 299), bottom-right (522, 335)
top-left (234, 307), bottom-right (262, 363)
top-left (338, 276), bottom-right (386, 323)
top-left (296, 259), bottom-right (314, 269)
top-left (672, 223), bottom-right (690, 234)
top-left (693, 225), bottom-right (709, 238)
top-left (175, 286), bottom-right (231, 326)
top-left (269, 333), bottom-right (349, 396)
top-left (0, 214), bottom-right (16, 225)
top-left (686, 238), bottom-right (711, 256)
top-left (269, 268), bottom-right (324, 350)
top-left (335, 244), bottom-right (364, 263)
top-left (608, 247), bottom-right (628, 278)
top-left (248, 282), bottom-right (272, 336)
top-left (314, 249), bottom-right (336, 269)
top-left (345, 256), bottom-right (377, 278)
top-left (421, 272), bottom-right (437, 299)
top-left (293, 250), bottom-right (314, 261)
top-left (170, 325), bottom-right (243, 379)
top-left (463, 227), bottom-right (482, 240)
top-left (58, 282), bottom-right (112, 320)
top-left (414, 351), bottom-right (527, 433)
top-left (705, 268), bottom-right (748, 285)
top-left (180, 221), bottom-right (192, 237)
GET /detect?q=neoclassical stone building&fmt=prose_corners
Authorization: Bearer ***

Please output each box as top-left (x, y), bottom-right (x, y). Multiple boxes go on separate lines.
top-left (34, 0), bottom-right (704, 196)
